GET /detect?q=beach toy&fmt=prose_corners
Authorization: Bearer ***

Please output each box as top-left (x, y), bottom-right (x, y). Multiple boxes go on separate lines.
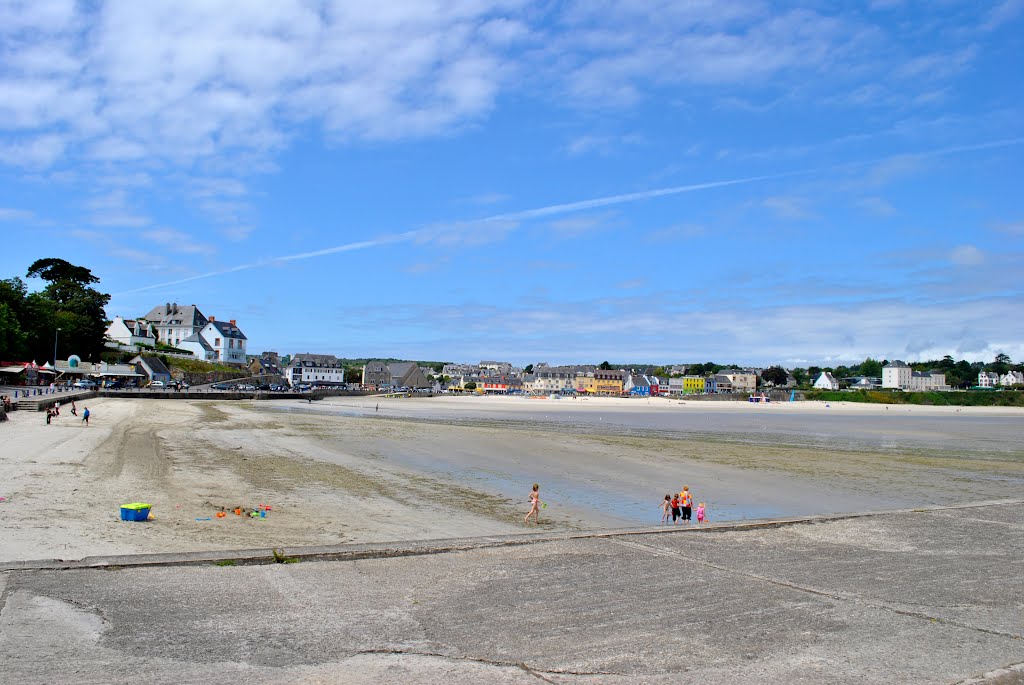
top-left (259, 510), bottom-right (266, 518)
top-left (120, 502), bottom-right (152, 521)
top-left (216, 511), bottom-right (226, 518)
top-left (196, 517), bottom-right (212, 521)
top-left (234, 507), bottom-right (242, 515)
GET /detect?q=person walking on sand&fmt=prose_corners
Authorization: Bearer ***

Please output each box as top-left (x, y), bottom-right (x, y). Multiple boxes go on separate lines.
top-left (524, 483), bottom-right (541, 524)
top-left (660, 494), bottom-right (671, 524)
top-left (696, 502), bottom-right (706, 524)
top-left (670, 493), bottom-right (681, 525)
top-left (680, 486), bottom-right (693, 523)
top-left (54, 400), bottom-right (60, 416)
top-left (375, 403), bottom-right (379, 412)
top-left (70, 400), bottom-right (77, 417)
top-left (46, 407), bottom-right (53, 425)
top-left (82, 407), bottom-right (90, 426)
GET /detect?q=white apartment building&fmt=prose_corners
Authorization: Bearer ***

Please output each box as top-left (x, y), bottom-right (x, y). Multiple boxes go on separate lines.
top-left (197, 318), bottom-right (247, 365)
top-left (884, 361), bottom-right (949, 390)
top-left (286, 354), bottom-right (345, 387)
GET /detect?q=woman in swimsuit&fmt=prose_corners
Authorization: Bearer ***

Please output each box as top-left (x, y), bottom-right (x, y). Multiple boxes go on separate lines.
top-left (524, 483), bottom-right (541, 524)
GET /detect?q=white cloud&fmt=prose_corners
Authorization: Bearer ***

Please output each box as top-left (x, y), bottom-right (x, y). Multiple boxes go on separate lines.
top-left (856, 196), bottom-right (897, 216)
top-left (0, 207), bottom-right (34, 221)
top-left (763, 195), bottom-right (816, 220)
top-left (142, 228), bottom-right (214, 255)
top-left (949, 245), bottom-right (985, 266)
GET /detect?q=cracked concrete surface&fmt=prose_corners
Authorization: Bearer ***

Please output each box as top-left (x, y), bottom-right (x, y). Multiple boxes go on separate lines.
top-left (1, 502), bottom-right (1022, 684)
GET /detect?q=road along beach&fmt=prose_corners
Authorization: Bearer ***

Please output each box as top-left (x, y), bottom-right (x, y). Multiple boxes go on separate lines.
top-left (1, 395), bottom-right (1022, 562)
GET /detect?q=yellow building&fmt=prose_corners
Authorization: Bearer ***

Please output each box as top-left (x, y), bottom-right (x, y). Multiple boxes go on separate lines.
top-left (576, 374), bottom-right (597, 394)
top-left (682, 375), bottom-right (705, 394)
top-left (594, 369), bottom-right (624, 395)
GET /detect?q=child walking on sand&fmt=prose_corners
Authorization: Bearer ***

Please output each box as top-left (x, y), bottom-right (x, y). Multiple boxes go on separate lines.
top-left (82, 407), bottom-right (90, 426)
top-left (670, 494), bottom-right (681, 525)
top-left (660, 494), bottom-right (671, 524)
top-left (524, 483), bottom-right (541, 524)
top-left (696, 502), bottom-right (706, 523)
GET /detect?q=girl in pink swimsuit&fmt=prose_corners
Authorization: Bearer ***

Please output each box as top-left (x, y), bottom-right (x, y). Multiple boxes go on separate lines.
top-left (696, 502), bottom-right (706, 523)
top-left (524, 483), bottom-right (541, 524)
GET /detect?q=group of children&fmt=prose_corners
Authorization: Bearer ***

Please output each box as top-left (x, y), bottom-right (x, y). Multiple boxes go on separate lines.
top-left (45, 400), bottom-right (90, 426)
top-left (660, 486), bottom-right (706, 525)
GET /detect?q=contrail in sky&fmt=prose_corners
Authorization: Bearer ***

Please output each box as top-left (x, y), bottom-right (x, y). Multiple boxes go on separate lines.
top-left (114, 136), bottom-right (1024, 296)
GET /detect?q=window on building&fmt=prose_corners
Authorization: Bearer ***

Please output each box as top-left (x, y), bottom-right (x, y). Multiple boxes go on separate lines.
top-left (215, 338), bottom-right (221, 347)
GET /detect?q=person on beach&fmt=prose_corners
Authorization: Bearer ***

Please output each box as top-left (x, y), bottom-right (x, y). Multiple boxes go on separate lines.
top-left (46, 407), bottom-right (53, 425)
top-left (54, 400), bottom-right (60, 416)
top-left (70, 400), bottom-right (77, 417)
top-left (670, 494), bottom-right (681, 524)
top-left (524, 483), bottom-right (541, 524)
top-left (82, 407), bottom-right (90, 426)
top-left (680, 486), bottom-right (693, 522)
top-left (375, 403), bottom-right (379, 412)
top-left (660, 494), bottom-right (671, 524)
top-left (696, 502), bottom-right (706, 523)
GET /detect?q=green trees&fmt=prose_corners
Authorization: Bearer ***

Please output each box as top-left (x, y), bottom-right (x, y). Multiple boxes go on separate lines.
top-left (0, 259), bottom-right (110, 363)
top-left (761, 366), bottom-right (789, 386)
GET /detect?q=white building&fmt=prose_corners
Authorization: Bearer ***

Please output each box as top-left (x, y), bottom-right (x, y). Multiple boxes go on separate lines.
top-left (999, 370), bottom-right (1024, 386)
top-left (978, 371), bottom-right (1000, 387)
top-left (142, 303), bottom-right (208, 347)
top-left (105, 316), bottom-right (157, 347)
top-left (882, 361), bottom-right (911, 389)
top-left (198, 318), bottom-right (247, 365)
top-left (176, 333), bottom-right (215, 361)
top-left (719, 369), bottom-right (757, 392)
top-left (885, 361), bottom-right (950, 391)
top-left (286, 354), bottom-right (345, 387)
top-left (813, 371), bottom-right (840, 390)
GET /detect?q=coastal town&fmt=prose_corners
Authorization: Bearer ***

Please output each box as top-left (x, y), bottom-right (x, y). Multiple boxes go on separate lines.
top-left (2, 298), bottom-right (1021, 400)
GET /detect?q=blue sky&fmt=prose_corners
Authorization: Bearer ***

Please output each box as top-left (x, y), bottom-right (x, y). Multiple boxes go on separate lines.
top-left (1, 0), bottom-right (1022, 366)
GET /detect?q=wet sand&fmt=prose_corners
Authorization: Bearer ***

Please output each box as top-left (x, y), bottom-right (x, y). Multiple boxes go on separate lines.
top-left (1, 395), bottom-right (1022, 562)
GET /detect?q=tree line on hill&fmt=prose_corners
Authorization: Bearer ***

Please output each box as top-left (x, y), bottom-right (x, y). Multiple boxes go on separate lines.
top-left (0, 259), bottom-right (110, 364)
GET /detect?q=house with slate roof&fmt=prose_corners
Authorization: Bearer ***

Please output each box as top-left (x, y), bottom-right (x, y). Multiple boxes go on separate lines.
top-left (813, 371), bottom-right (840, 390)
top-left (286, 354), bottom-right (345, 387)
top-left (176, 333), bottom-right (215, 361)
top-left (198, 318), bottom-right (247, 365)
top-left (130, 355), bottom-right (172, 384)
top-left (389, 361), bottom-right (430, 389)
top-left (142, 303), bottom-right (208, 347)
top-left (105, 316), bottom-right (157, 347)
top-left (362, 361), bottom-right (392, 388)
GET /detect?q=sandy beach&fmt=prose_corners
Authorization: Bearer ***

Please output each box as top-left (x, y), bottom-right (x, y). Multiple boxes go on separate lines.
top-left (1, 394), bottom-right (1022, 563)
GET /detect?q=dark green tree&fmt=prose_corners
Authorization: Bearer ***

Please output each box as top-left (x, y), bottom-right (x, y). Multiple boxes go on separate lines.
top-left (990, 353), bottom-right (1011, 375)
top-left (24, 259), bottom-right (110, 363)
top-left (523, 364), bottom-right (534, 374)
top-left (0, 278), bottom-right (29, 360)
top-left (464, 381), bottom-right (477, 390)
top-left (598, 361), bottom-right (611, 370)
top-left (858, 358), bottom-right (883, 377)
top-left (761, 366), bottom-right (788, 386)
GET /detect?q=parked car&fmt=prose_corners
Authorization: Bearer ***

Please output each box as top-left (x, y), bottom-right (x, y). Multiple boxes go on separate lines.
top-left (73, 379), bottom-right (97, 389)
top-left (210, 382), bottom-right (231, 390)
top-left (150, 380), bottom-right (165, 388)
top-left (104, 380), bottom-right (123, 390)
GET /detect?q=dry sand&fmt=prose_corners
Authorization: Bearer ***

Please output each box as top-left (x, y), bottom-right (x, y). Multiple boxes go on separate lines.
top-left (1, 394), bottom-right (1022, 563)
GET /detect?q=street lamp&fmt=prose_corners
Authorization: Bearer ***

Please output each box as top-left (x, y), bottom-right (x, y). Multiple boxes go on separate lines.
top-left (53, 327), bottom-right (61, 367)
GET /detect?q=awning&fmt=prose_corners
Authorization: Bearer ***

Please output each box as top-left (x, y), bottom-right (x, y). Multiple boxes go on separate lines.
top-left (101, 371), bottom-right (143, 377)
top-left (0, 366), bottom-right (26, 373)
top-left (36, 369), bottom-right (55, 374)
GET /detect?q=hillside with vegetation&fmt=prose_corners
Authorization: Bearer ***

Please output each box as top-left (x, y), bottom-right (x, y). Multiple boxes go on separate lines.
top-left (804, 389), bottom-right (1024, 407)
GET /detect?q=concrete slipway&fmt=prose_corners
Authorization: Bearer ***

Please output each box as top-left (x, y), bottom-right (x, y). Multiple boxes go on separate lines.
top-left (1, 500), bottom-right (1022, 684)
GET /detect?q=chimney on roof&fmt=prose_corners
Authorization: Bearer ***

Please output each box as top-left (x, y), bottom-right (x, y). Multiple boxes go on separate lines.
top-left (166, 302), bottom-right (171, 314)
top-left (229, 319), bottom-right (236, 326)
top-left (209, 316), bottom-right (215, 322)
